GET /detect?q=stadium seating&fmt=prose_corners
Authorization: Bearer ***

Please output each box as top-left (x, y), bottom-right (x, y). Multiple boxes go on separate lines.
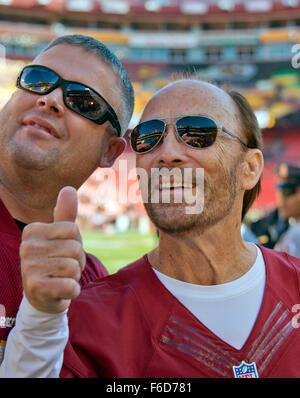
top-left (0, 0), bottom-right (300, 227)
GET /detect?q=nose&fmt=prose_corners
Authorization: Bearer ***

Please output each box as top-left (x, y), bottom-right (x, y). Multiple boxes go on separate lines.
top-left (35, 88), bottom-right (65, 116)
top-left (156, 124), bottom-right (188, 166)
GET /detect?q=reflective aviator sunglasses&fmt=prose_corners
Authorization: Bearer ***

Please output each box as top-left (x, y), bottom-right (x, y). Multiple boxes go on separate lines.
top-left (17, 65), bottom-right (121, 136)
top-left (130, 115), bottom-right (249, 154)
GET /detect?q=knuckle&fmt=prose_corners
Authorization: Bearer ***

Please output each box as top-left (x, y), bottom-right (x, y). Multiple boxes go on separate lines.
top-left (20, 240), bottom-right (38, 258)
top-left (51, 262), bottom-right (65, 277)
top-left (57, 258), bottom-right (80, 280)
top-left (21, 224), bottom-right (33, 239)
top-left (64, 222), bottom-right (78, 238)
top-left (22, 222), bottom-right (44, 239)
top-left (30, 279), bottom-right (44, 298)
top-left (80, 252), bottom-right (86, 271)
top-left (19, 241), bottom-right (28, 258)
top-left (59, 279), bottom-right (81, 299)
top-left (72, 241), bottom-right (83, 259)
top-left (20, 240), bottom-right (49, 262)
top-left (68, 280), bottom-right (81, 299)
top-left (20, 257), bottom-right (38, 276)
top-left (25, 274), bottom-right (44, 299)
top-left (68, 259), bottom-right (81, 281)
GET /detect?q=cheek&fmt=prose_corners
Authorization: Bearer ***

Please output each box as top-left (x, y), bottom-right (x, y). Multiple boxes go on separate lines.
top-left (64, 118), bottom-right (109, 167)
top-left (135, 154), bottom-right (153, 174)
top-left (205, 144), bottom-right (230, 175)
top-left (11, 91), bottom-right (36, 113)
top-left (215, 145), bottom-right (227, 168)
top-left (65, 111), bottom-right (97, 144)
top-left (70, 130), bottom-right (100, 154)
top-left (215, 140), bottom-right (238, 164)
top-left (0, 92), bottom-right (33, 136)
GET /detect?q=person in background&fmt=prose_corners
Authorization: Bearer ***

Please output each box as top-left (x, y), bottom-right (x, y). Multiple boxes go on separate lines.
top-left (0, 33), bottom-right (134, 371)
top-left (248, 207), bottom-right (289, 249)
top-left (275, 162), bottom-right (300, 258)
top-left (241, 223), bottom-right (258, 244)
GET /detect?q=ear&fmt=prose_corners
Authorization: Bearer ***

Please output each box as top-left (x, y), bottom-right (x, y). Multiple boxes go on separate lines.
top-left (241, 148), bottom-right (264, 191)
top-left (99, 136), bottom-right (126, 168)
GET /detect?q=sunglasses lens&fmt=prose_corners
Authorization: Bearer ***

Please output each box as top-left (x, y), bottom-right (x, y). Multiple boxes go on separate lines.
top-left (131, 120), bottom-right (165, 153)
top-left (176, 116), bottom-right (217, 148)
top-left (20, 66), bottom-right (58, 93)
top-left (65, 83), bottom-right (107, 120)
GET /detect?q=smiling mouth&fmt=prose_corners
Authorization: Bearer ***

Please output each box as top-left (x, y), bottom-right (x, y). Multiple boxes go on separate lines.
top-left (158, 182), bottom-right (196, 190)
top-left (27, 122), bottom-right (51, 135)
top-left (22, 119), bottom-right (59, 139)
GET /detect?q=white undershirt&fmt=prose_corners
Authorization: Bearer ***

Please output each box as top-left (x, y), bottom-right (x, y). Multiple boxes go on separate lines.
top-left (153, 245), bottom-right (266, 350)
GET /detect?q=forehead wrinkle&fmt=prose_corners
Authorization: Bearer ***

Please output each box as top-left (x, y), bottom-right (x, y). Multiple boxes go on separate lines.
top-left (144, 80), bottom-right (241, 127)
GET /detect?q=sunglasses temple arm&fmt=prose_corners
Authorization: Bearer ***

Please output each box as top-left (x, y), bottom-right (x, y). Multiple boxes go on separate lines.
top-left (114, 120), bottom-right (122, 136)
top-left (222, 126), bottom-right (248, 148)
top-left (107, 111), bottom-right (121, 136)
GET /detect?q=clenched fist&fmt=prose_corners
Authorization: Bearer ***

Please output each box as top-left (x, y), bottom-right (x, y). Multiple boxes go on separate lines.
top-left (20, 186), bottom-right (86, 313)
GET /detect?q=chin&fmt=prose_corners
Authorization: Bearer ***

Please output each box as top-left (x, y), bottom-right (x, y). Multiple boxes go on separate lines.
top-left (10, 144), bottom-right (59, 171)
top-left (144, 203), bottom-right (206, 235)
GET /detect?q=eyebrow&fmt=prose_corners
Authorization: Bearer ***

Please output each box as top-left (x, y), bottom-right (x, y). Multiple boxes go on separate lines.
top-left (145, 115), bottom-right (195, 121)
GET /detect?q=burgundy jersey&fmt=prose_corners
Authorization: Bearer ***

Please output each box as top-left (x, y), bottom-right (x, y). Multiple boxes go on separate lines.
top-left (61, 246), bottom-right (300, 378)
top-left (0, 198), bottom-right (108, 363)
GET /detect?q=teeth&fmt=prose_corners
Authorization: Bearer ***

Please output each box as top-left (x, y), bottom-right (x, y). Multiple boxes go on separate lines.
top-left (159, 182), bottom-right (194, 189)
top-left (31, 123), bottom-right (50, 134)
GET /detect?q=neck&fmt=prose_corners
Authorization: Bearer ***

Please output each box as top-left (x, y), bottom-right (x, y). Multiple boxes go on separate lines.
top-left (0, 170), bottom-right (66, 223)
top-left (148, 219), bottom-right (257, 286)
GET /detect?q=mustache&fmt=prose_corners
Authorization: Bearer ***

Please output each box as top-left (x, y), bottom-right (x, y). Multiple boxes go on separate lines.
top-left (142, 167), bottom-right (203, 189)
top-left (136, 166), bottom-right (207, 205)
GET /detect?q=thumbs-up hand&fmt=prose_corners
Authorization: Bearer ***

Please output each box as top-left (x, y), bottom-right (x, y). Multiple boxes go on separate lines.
top-left (20, 186), bottom-right (86, 314)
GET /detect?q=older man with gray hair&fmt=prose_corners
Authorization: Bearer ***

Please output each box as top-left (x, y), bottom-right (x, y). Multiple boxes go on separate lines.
top-left (2, 78), bottom-right (300, 378)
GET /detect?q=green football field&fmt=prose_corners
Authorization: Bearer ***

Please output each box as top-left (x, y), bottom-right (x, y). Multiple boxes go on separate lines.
top-left (81, 230), bottom-right (158, 275)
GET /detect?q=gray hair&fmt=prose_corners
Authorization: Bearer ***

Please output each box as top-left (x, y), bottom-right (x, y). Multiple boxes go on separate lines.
top-left (40, 34), bottom-right (134, 136)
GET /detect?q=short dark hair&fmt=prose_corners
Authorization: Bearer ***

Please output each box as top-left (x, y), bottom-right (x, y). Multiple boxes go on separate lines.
top-left (40, 34), bottom-right (134, 136)
top-left (227, 90), bottom-right (263, 220)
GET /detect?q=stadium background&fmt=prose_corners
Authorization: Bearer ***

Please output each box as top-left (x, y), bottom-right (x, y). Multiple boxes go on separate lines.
top-left (0, 0), bottom-right (299, 272)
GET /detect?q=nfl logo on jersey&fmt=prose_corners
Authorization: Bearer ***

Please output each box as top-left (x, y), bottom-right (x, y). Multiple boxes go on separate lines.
top-left (233, 361), bottom-right (259, 378)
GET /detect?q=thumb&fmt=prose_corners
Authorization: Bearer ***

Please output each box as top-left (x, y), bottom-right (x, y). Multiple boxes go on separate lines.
top-left (53, 186), bottom-right (78, 222)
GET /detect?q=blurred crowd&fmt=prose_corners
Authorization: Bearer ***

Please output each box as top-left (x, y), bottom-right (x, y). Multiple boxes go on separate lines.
top-left (243, 161), bottom-right (300, 258)
top-left (76, 154), bottom-right (153, 235)
top-left (0, 44), bottom-right (299, 254)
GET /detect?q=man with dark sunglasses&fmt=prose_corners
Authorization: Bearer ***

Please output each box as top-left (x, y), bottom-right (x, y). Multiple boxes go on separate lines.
top-left (2, 79), bottom-right (300, 378)
top-left (0, 33), bottom-right (134, 374)
top-left (275, 162), bottom-right (300, 258)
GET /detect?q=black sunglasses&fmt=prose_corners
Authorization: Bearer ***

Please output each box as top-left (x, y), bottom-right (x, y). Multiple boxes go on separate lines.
top-left (130, 115), bottom-right (249, 154)
top-left (16, 64), bottom-right (121, 136)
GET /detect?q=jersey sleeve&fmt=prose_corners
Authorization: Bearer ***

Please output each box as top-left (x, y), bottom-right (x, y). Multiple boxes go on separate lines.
top-left (59, 341), bottom-right (99, 378)
top-left (0, 296), bottom-right (68, 378)
top-left (79, 252), bottom-right (109, 288)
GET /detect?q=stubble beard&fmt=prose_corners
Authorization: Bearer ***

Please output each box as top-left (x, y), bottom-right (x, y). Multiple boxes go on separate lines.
top-left (144, 164), bottom-right (239, 236)
top-left (1, 120), bottom-right (61, 172)
top-left (10, 142), bottom-right (60, 171)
